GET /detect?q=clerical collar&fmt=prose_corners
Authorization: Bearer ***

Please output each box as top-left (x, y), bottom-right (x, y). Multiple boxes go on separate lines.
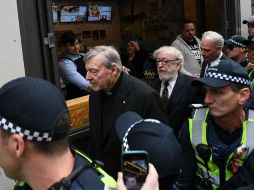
top-left (103, 73), bottom-right (123, 96)
top-left (104, 91), bottom-right (112, 95)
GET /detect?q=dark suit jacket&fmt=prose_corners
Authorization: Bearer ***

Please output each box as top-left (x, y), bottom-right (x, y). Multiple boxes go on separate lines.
top-left (200, 54), bottom-right (231, 77)
top-left (89, 73), bottom-right (168, 178)
top-left (150, 72), bottom-right (203, 135)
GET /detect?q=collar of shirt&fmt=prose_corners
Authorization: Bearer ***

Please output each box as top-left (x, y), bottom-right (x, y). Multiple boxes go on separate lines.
top-left (204, 52), bottom-right (223, 74)
top-left (210, 52), bottom-right (223, 65)
top-left (103, 72), bottom-right (123, 96)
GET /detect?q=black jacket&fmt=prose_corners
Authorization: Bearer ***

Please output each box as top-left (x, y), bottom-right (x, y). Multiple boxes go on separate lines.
top-left (150, 72), bottom-right (203, 136)
top-left (89, 73), bottom-right (168, 178)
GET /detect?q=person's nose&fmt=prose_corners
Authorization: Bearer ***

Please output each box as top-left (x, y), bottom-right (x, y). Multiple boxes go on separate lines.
top-left (204, 91), bottom-right (213, 104)
top-left (86, 71), bottom-right (92, 80)
top-left (201, 50), bottom-right (206, 57)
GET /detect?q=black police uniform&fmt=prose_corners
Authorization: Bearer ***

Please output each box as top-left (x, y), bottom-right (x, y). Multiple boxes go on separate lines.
top-left (14, 149), bottom-right (109, 190)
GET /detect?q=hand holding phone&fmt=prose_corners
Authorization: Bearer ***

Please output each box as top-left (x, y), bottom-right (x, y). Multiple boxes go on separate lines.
top-left (121, 151), bottom-right (149, 190)
top-left (117, 163), bottom-right (159, 190)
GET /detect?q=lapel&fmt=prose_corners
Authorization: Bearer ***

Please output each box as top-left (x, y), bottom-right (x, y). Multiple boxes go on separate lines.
top-left (167, 72), bottom-right (188, 109)
top-left (101, 73), bottom-right (129, 142)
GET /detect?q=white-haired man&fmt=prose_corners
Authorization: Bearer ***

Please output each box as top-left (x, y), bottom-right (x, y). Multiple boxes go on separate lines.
top-left (150, 46), bottom-right (203, 135)
top-left (200, 31), bottom-right (231, 77)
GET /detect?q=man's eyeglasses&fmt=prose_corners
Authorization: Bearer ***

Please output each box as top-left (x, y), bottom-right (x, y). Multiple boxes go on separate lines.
top-left (156, 58), bottom-right (179, 65)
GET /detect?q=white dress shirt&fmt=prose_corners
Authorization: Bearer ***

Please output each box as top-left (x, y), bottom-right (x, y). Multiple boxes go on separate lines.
top-left (160, 72), bottom-right (178, 99)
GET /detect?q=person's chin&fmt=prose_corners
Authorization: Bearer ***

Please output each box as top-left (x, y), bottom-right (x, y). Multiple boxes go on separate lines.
top-left (159, 74), bottom-right (171, 81)
top-left (209, 109), bottom-right (222, 118)
top-left (91, 87), bottom-right (100, 92)
top-left (70, 51), bottom-right (79, 55)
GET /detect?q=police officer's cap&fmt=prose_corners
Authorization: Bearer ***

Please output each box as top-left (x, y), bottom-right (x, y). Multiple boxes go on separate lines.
top-left (0, 77), bottom-right (69, 142)
top-left (224, 35), bottom-right (246, 48)
top-left (193, 59), bottom-right (250, 88)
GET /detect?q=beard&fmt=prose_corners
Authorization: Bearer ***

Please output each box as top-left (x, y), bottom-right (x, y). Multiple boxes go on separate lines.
top-left (158, 71), bottom-right (176, 82)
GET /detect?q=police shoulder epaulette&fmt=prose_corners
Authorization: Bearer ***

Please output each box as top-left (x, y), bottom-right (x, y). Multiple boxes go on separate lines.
top-left (189, 104), bottom-right (207, 109)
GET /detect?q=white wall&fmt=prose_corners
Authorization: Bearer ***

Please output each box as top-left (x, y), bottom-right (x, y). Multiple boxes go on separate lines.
top-left (0, 1), bottom-right (23, 186)
top-left (240, 0), bottom-right (252, 37)
top-left (0, 0), bottom-right (25, 87)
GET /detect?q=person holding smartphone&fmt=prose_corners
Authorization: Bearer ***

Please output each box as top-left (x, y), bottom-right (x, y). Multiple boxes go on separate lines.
top-left (115, 111), bottom-right (182, 190)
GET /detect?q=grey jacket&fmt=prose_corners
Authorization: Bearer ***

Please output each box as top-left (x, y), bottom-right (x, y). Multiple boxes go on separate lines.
top-left (171, 35), bottom-right (202, 76)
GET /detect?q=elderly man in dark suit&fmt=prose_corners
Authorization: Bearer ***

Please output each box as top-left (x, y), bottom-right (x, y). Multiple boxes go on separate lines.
top-left (84, 46), bottom-right (168, 179)
top-left (150, 46), bottom-right (202, 135)
top-left (200, 31), bottom-right (231, 77)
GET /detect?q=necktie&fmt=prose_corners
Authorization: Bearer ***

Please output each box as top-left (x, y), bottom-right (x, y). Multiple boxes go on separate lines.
top-left (162, 81), bottom-right (169, 105)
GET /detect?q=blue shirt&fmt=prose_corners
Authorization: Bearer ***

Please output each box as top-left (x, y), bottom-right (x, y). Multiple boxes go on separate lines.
top-left (59, 53), bottom-right (89, 91)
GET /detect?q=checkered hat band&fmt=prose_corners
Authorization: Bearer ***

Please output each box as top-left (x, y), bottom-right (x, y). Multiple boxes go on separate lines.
top-left (205, 72), bottom-right (251, 86)
top-left (229, 39), bottom-right (246, 48)
top-left (122, 119), bottom-right (143, 152)
top-left (0, 116), bottom-right (52, 142)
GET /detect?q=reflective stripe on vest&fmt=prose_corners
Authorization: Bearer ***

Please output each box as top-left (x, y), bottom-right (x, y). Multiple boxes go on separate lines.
top-left (248, 68), bottom-right (254, 88)
top-left (189, 108), bottom-right (254, 189)
top-left (14, 150), bottom-right (117, 190)
top-left (74, 149), bottom-right (116, 189)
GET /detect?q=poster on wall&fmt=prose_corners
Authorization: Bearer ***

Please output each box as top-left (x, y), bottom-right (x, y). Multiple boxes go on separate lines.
top-left (60, 6), bottom-right (87, 23)
top-left (88, 5), bottom-right (112, 21)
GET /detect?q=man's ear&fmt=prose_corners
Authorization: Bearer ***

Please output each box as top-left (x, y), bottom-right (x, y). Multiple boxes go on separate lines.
top-left (111, 63), bottom-right (118, 75)
top-left (11, 134), bottom-right (26, 158)
top-left (239, 88), bottom-right (251, 105)
top-left (217, 46), bottom-right (223, 52)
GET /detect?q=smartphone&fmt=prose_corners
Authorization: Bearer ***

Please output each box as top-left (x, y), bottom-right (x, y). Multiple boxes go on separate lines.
top-left (121, 150), bottom-right (149, 190)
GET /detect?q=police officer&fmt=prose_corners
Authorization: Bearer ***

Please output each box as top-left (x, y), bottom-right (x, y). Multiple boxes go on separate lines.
top-left (0, 77), bottom-right (116, 190)
top-left (59, 32), bottom-right (91, 100)
top-left (115, 111), bottom-right (182, 190)
top-left (176, 59), bottom-right (254, 190)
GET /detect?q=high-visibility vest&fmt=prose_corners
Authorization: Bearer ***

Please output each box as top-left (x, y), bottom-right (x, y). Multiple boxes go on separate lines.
top-left (74, 149), bottom-right (116, 189)
top-left (14, 148), bottom-right (116, 190)
top-left (189, 108), bottom-right (254, 189)
top-left (248, 68), bottom-right (254, 88)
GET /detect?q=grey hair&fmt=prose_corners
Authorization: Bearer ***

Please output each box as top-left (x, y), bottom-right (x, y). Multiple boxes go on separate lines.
top-left (84, 46), bottom-right (123, 72)
top-left (153, 46), bottom-right (184, 66)
top-left (202, 31), bottom-right (224, 47)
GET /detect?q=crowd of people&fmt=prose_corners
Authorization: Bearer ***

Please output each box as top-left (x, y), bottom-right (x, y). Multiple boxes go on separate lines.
top-left (2, 16), bottom-right (254, 190)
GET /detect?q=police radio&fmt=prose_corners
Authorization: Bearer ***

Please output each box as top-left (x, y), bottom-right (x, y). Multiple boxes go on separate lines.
top-left (196, 144), bottom-right (213, 190)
